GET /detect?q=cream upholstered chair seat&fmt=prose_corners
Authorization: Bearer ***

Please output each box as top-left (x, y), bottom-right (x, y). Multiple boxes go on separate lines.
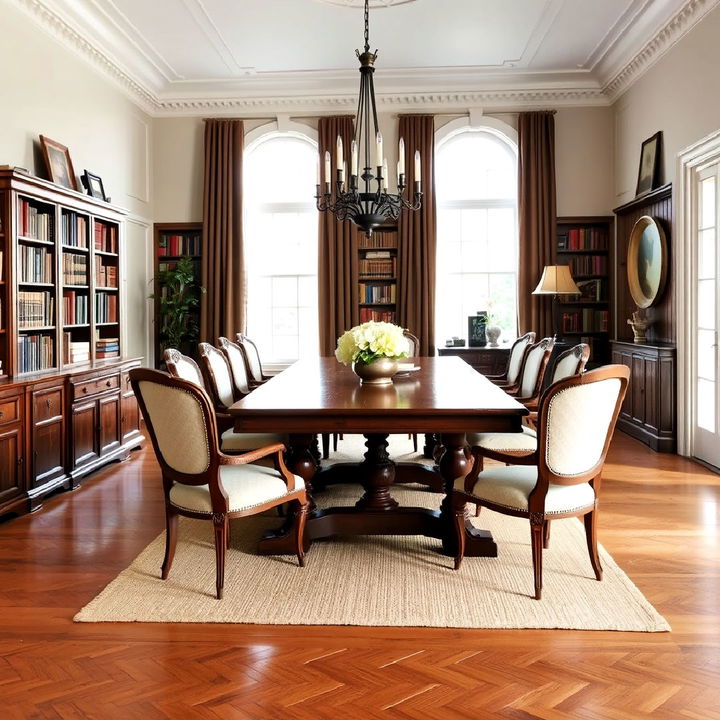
top-left (170, 463), bottom-right (303, 514)
top-left (453, 465), bottom-right (595, 515)
top-left (466, 426), bottom-right (536, 453)
top-left (220, 429), bottom-right (287, 452)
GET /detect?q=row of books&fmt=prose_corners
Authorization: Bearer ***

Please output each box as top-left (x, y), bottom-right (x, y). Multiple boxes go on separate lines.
top-left (561, 310), bottom-right (609, 333)
top-left (19, 291), bottom-right (54, 328)
top-left (157, 233), bottom-right (201, 257)
top-left (94, 222), bottom-right (118, 253)
top-left (18, 334), bottom-right (54, 373)
top-left (359, 308), bottom-right (396, 323)
top-left (567, 255), bottom-right (607, 277)
top-left (18, 245), bottom-right (54, 284)
top-left (359, 258), bottom-right (396, 277)
top-left (358, 232), bottom-right (396, 249)
top-left (18, 198), bottom-right (54, 241)
top-left (61, 212), bottom-right (88, 248)
top-left (558, 227), bottom-right (607, 251)
top-left (95, 292), bottom-right (118, 324)
top-left (96, 337), bottom-right (119, 359)
top-left (62, 335), bottom-right (90, 365)
top-left (63, 291), bottom-right (89, 325)
top-left (62, 253), bottom-right (88, 286)
top-left (358, 283), bottom-right (396, 304)
top-left (96, 259), bottom-right (118, 288)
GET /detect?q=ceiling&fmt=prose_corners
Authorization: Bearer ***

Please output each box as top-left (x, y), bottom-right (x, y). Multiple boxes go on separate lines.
top-left (14, 0), bottom-right (717, 114)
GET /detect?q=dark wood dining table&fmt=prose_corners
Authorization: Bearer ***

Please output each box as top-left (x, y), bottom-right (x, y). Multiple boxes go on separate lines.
top-left (228, 356), bottom-right (527, 556)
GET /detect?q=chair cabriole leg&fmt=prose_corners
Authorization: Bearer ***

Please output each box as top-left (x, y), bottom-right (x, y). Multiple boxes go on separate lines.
top-left (161, 504), bottom-right (178, 580)
top-left (213, 514), bottom-right (227, 599)
top-left (294, 499), bottom-right (309, 567)
top-left (452, 497), bottom-right (467, 570)
top-left (530, 515), bottom-right (544, 600)
top-left (584, 508), bottom-right (603, 581)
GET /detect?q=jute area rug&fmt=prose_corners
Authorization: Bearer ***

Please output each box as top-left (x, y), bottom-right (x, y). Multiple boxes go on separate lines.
top-left (76, 435), bottom-right (669, 631)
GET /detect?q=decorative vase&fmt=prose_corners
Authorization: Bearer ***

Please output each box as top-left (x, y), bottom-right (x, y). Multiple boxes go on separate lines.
top-left (486, 325), bottom-right (501, 347)
top-left (352, 357), bottom-right (399, 385)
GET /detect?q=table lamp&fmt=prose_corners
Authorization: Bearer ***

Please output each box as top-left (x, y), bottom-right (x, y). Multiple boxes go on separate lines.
top-left (532, 264), bottom-right (581, 339)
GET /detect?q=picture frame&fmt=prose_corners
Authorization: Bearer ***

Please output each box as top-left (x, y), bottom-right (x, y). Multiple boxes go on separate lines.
top-left (626, 215), bottom-right (667, 309)
top-left (81, 170), bottom-right (107, 201)
top-left (39, 135), bottom-right (78, 191)
top-left (635, 131), bottom-right (662, 197)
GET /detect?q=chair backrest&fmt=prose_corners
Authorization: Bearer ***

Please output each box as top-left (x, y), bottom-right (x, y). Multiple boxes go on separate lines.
top-left (517, 337), bottom-right (554, 399)
top-left (236, 333), bottom-right (264, 384)
top-left (551, 343), bottom-right (590, 384)
top-left (536, 365), bottom-right (629, 485)
top-left (506, 331), bottom-right (536, 384)
top-left (163, 348), bottom-right (205, 389)
top-left (403, 330), bottom-right (420, 357)
top-left (198, 342), bottom-right (237, 412)
top-left (130, 368), bottom-right (218, 483)
top-left (219, 337), bottom-right (252, 396)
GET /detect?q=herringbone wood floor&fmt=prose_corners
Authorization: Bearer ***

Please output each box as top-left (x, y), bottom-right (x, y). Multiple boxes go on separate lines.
top-left (1, 432), bottom-right (718, 719)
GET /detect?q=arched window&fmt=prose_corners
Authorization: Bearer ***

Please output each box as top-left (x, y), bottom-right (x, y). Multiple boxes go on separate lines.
top-left (244, 130), bottom-right (318, 364)
top-left (434, 122), bottom-right (518, 348)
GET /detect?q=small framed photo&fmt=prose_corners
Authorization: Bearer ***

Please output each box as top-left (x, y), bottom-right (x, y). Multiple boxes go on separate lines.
top-left (635, 131), bottom-right (662, 197)
top-left (39, 135), bottom-right (78, 191)
top-left (81, 170), bottom-right (107, 201)
top-left (557, 233), bottom-right (569, 251)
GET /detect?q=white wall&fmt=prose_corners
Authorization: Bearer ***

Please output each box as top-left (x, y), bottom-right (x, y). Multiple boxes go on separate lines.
top-left (0, 1), bottom-right (154, 360)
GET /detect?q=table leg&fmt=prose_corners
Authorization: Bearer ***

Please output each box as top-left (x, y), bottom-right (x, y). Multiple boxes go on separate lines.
top-left (356, 433), bottom-right (398, 511)
top-left (438, 432), bottom-right (497, 557)
top-left (286, 433), bottom-right (319, 495)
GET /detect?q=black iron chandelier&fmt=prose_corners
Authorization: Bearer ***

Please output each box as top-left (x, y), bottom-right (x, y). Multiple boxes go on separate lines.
top-left (315, 0), bottom-right (422, 237)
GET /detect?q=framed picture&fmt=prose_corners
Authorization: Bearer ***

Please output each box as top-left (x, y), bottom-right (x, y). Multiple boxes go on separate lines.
top-left (39, 135), bottom-right (78, 191)
top-left (81, 170), bottom-right (107, 201)
top-left (635, 131), bottom-right (662, 196)
top-left (627, 215), bottom-right (667, 309)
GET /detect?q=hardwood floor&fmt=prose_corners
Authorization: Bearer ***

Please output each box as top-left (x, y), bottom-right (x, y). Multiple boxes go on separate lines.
top-left (1, 432), bottom-right (718, 719)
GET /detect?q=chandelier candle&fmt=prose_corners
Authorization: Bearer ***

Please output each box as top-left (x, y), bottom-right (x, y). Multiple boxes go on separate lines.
top-left (316, 0), bottom-right (422, 237)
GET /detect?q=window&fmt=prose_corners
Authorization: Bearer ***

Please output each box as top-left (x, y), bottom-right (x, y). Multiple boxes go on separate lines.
top-left (434, 126), bottom-right (518, 348)
top-left (244, 131), bottom-right (319, 364)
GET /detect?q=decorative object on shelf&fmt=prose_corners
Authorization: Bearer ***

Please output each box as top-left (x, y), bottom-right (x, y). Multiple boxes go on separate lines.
top-left (532, 265), bottom-right (581, 338)
top-left (627, 309), bottom-right (650, 344)
top-left (468, 311), bottom-right (488, 348)
top-left (486, 325), bottom-right (502, 347)
top-left (315, 0), bottom-right (421, 237)
top-left (39, 135), bottom-right (78, 191)
top-left (81, 170), bottom-right (107, 201)
top-left (335, 320), bottom-right (409, 385)
top-left (445, 336), bottom-right (465, 348)
top-left (627, 215), bottom-right (667, 309)
top-left (635, 131), bottom-right (662, 197)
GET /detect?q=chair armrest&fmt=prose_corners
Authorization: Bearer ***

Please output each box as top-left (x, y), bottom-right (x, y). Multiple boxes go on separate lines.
top-left (218, 443), bottom-right (302, 492)
top-left (472, 446), bottom-right (538, 466)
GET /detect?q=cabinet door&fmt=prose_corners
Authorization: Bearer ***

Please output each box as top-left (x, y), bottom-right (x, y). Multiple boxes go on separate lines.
top-left (31, 387), bottom-right (66, 489)
top-left (0, 425), bottom-right (24, 503)
top-left (120, 370), bottom-right (142, 445)
top-left (631, 354), bottom-right (646, 424)
top-left (99, 393), bottom-right (121, 457)
top-left (72, 400), bottom-right (99, 469)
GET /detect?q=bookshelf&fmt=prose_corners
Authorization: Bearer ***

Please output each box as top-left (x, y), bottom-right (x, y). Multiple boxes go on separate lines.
top-left (153, 222), bottom-right (202, 366)
top-left (357, 224), bottom-right (397, 324)
top-left (556, 216), bottom-right (613, 366)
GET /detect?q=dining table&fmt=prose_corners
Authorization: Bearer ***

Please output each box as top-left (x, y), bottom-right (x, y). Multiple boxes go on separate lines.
top-left (228, 355), bottom-right (527, 557)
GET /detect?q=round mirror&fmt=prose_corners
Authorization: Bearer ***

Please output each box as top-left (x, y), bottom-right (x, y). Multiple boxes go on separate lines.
top-left (627, 215), bottom-right (667, 309)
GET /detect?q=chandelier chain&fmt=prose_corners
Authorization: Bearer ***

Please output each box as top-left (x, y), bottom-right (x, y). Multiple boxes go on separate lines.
top-left (364, 0), bottom-right (370, 53)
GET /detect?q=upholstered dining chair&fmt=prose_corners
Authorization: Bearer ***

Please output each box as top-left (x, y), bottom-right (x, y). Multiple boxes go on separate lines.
top-left (235, 333), bottom-right (272, 388)
top-left (130, 368), bottom-right (309, 599)
top-left (505, 336), bottom-right (554, 405)
top-left (452, 364), bottom-right (629, 600)
top-left (163, 348), bottom-right (206, 389)
top-left (198, 342), bottom-right (287, 454)
top-left (485, 331), bottom-right (536, 391)
top-left (218, 337), bottom-right (253, 397)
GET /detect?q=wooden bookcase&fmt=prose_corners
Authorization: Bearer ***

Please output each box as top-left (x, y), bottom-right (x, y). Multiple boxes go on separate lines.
top-left (556, 216), bottom-right (613, 366)
top-left (357, 224), bottom-right (398, 324)
top-left (153, 222), bottom-right (202, 367)
top-left (0, 168), bottom-right (144, 519)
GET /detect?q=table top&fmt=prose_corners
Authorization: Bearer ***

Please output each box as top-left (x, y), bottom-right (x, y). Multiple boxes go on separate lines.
top-left (229, 356), bottom-right (526, 435)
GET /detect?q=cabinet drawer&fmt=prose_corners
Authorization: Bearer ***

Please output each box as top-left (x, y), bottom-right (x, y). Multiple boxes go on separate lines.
top-left (72, 374), bottom-right (120, 400)
top-left (0, 396), bottom-right (21, 426)
top-left (33, 388), bottom-right (63, 422)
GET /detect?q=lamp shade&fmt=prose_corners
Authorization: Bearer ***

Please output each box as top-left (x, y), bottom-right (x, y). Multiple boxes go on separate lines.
top-left (532, 265), bottom-right (581, 295)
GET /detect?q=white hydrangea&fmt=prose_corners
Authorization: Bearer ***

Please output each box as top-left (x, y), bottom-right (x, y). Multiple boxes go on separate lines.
top-left (335, 321), bottom-right (409, 365)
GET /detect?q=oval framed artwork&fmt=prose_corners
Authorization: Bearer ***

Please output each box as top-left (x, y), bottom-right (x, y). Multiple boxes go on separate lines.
top-left (627, 215), bottom-right (667, 309)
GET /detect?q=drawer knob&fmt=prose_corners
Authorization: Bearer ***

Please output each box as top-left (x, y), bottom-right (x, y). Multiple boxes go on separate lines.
top-left (82, 387), bottom-right (88, 394)
top-left (46, 399), bottom-right (51, 408)
top-left (106, 380), bottom-right (112, 387)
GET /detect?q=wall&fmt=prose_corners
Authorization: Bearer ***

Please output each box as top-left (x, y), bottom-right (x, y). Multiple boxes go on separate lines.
top-left (0, 1), bottom-right (154, 361)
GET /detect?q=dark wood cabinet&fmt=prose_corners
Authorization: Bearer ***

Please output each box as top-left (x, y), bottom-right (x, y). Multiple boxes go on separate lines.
top-left (437, 347), bottom-right (510, 375)
top-left (120, 365), bottom-right (142, 446)
top-left (0, 387), bottom-right (25, 515)
top-left (611, 340), bottom-right (676, 452)
top-left (71, 399), bottom-right (99, 469)
top-left (98, 393), bottom-right (121, 457)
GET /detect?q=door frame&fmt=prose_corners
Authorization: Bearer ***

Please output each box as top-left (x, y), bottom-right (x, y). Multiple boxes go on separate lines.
top-left (676, 127), bottom-right (720, 458)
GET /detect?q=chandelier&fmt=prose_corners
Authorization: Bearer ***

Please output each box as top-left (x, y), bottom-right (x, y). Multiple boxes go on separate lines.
top-left (315, 0), bottom-right (422, 237)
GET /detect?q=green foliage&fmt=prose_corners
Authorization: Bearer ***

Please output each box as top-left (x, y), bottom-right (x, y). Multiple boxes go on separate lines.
top-left (150, 256), bottom-right (205, 353)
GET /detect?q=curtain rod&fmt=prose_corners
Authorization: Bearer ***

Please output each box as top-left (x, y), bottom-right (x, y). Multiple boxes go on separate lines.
top-left (200, 110), bottom-right (555, 123)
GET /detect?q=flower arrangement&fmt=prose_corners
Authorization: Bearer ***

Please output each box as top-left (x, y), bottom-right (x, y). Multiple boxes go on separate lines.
top-left (335, 321), bottom-right (409, 366)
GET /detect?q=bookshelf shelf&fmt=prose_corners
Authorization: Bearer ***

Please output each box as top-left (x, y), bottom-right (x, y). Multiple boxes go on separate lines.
top-left (18, 236), bottom-right (54, 246)
top-left (94, 250), bottom-right (118, 258)
top-left (356, 224), bottom-right (399, 324)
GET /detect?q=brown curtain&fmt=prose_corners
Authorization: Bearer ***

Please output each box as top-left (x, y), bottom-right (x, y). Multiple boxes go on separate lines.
top-left (517, 111), bottom-right (556, 338)
top-left (318, 116), bottom-right (357, 356)
top-left (397, 115), bottom-right (436, 356)
top-left (200, 119), bottom-right (245, 343)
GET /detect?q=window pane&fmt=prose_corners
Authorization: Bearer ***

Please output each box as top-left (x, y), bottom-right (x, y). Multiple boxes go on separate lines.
top-left (698, 280), bottom-right (716, 330)
top-left (699, 229), bottom-right (716, 281)
top-left (697, 378), bottom-right (716, 432)
top-left (697, 329), bottom-right (717, 381)
top-left (700, 176), bottom-right (716, 230)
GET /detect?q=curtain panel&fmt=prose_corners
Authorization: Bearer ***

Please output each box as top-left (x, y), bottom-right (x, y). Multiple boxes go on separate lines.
top-left (397, 115), bottom-right (436, 357)
top-left (318, 116), bottom-right (357, 356)
top-left (517, 111), bottom-right (556, 339)
top-left (200, 119), bottom-right (245, 343)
